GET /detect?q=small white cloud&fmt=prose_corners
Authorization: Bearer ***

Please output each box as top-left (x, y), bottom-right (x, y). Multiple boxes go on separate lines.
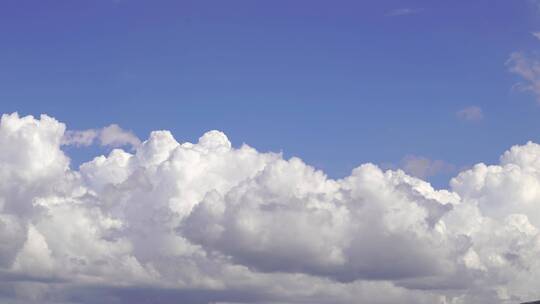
top-left (456, 106), bottom-right (484, 122)
top-left (401, 155), bottom-right (455, 179)
top-left (62, 124), bottom-right (140, 149)
top-left (385, 8), bottom-right (423, 17)
top-left (532, 32), bottom-right (540, 40)
top-left (99, 124), bottom-right (141, 148)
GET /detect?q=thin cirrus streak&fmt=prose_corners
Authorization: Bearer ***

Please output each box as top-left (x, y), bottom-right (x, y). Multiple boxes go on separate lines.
top-left (0, 112), bottom-right (539, 304)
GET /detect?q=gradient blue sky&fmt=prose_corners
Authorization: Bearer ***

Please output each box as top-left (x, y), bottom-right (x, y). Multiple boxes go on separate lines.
top-left (2, 0), bottom-right (540, 187)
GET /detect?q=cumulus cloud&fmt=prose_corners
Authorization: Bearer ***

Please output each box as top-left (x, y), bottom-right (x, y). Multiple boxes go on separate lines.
top-left (62, 124), bottom-right (140, 148)
top-left (456, 106), bottom-right (484, 122)
top-left (1, 112), bottom-right (540, 303)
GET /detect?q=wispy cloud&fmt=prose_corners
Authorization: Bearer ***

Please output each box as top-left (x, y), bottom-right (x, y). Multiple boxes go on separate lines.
top-left (400, 155), bottom-right (455, 179)
top-left (506, 51), bottom-right (540, 103)
top-left (62, 129), bottom-right (98, 147)
top-left (62, 124), bottom-right (140, 148)
top-left (381, 155), bottom-right (456, 179)
top-left (456, 106), bottom-right (484, 122)
top-left (385, 8), bottom-right (423, 17)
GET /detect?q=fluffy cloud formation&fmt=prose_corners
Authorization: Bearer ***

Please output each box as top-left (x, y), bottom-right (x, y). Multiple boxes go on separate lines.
top-left (1, 112), bottom-right (540, 304)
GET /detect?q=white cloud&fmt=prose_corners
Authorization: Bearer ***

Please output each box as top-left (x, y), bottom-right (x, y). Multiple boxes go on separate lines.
top-left (61, 124), bottom-right (140, 148)
top-left (507, 52), bottom-right (540, 103)
top-left (99, 124), bottom-right (141, 148)
top-left (385, 8), bottom-right (423, 17)
top-left (1, 112), bottom-right (540, 303)
top-left (456, 106), bottom-right (484, 122)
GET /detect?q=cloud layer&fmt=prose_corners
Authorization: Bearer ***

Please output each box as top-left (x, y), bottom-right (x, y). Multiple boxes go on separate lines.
top-left (1, 112), bottom-right (540, 304)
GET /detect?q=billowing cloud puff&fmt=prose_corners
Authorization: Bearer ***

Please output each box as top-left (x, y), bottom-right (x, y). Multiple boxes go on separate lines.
top-left (1, 112), bottom-right (540, 304)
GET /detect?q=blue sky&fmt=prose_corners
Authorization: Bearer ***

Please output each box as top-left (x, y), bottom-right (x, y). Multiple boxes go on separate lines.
top-left (2, 0), bottom-right (540, 187)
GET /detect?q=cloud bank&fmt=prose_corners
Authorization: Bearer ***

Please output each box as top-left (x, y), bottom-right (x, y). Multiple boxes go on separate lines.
top-left (1, 112), bottom-right (540, 304)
